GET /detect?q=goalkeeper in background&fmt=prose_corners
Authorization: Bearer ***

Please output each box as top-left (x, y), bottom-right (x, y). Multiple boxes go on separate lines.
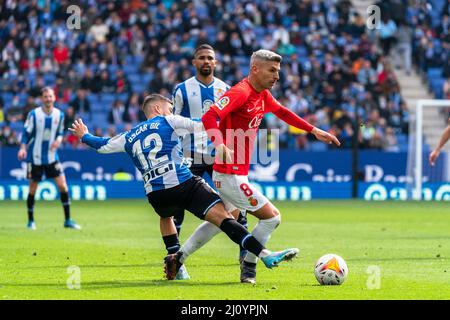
top-left (429, 118), bottom-right (450, 166)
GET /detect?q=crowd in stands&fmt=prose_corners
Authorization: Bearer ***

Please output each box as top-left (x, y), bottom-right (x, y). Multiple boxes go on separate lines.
top-left (0, 0), bottom-right (412, 152)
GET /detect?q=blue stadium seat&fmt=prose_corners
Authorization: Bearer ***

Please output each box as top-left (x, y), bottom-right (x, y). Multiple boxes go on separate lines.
top-left (308, 141), bottom-right (328, 151)
top-left (100, 93), bottom-right (116, 106)
top-left (2, 92), bottom-right (13, 103)
top-left (240, 65), bottom-right (250, 75)
top-left (108, 64), bottom-right (119, 75)
top-left (296, 46), bottom-right (308, 57)
top-left (9, 121), bottom-right (24, 132)
top-left (128, 73), bottom-right (141, 84)
top-left (91, 113), bottom-right (108, 128)
top-left (132, 83), bottom-right (146, 93)
top-left (116, 93), bottom-right (129, 103)
top-left (141, 73), bottom-right (154, 85)
top-left (253, 26), bottom-right (266, 38)
top-left (87, 93), bottom-right (100, 105)
top-left (90, 103), bottom-right (104, 112)
top-left (43, 73), bottom-right (56, 85)
top-left (430, 78), bottom-right (445, 98)
top-left (123, 64), bottom-right (139, 74)
top-left (134, 55), bottom-right (144, 66)
top-left (397, 134), bottom-right (408, 145)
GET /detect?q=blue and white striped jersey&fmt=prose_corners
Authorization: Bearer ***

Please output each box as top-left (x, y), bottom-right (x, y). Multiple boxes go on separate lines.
top-left (21, 106), bottom-right (65, 165)
top-left (82, 115), bottom-right (204, 194)
top-left (172, 76), bottom-right (230, 157)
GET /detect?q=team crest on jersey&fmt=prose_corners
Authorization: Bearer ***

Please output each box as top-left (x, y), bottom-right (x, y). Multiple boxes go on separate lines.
top-left (248, 197), bottom-right (258, 207)
top-left (203, 99), bottom-right (214, 112)
top-left (216, 97), bottom-right (230, 110)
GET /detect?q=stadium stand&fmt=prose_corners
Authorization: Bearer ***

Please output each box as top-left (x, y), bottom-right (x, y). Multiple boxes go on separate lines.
top-left (0, 0), bottom-right (413, 151)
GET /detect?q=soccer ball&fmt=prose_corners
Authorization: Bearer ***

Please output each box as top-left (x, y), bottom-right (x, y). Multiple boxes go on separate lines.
top-left (314, 254), bottom-right (348, 285)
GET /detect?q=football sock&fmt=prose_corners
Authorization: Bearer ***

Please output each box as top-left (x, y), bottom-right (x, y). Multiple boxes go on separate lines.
top-left (27, 194), bottom-right (35, 222)
top-left (172, 211), bottom-right (185, 236)
top-left (179, 221), bottom-right (221, 264)
top-left (244, 215), bottom-right (281, 264)
top-left (162, 234), bottom-right (180, 255)
top-left (219, 218), bottom-right (265, 257)
top-left (60, 192), bottom-right (71, 220)
top-left (237, 211), bottom-right (248, 254)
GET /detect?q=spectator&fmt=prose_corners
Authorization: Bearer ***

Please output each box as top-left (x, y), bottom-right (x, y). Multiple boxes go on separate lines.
top-left (88, 18), bottom-right (110, 43)
top-left (53, 42), bottom-right (70, 65)
top-left (394, 20), bottom-right (413, 75)
top-left (377, 15), bottom-right (397, 56)
top-left (115, 70), bottom-right (132, 94)
top-left (70, 89), bottom-right (91, 114)
top-left (0, 0), bottom-right (410, 151)
top-left (124, 93), bottom-right (143, 124)
top-left (0, 104), bottom-right (4, 124)
top-left (108, 99), bottom-right (126, 125)
top-left (64, 106), bottom-right (77, 131)
top-left (97, 70), bottom-right (115, 94)
top-left (0, 125), bottom-right (20, 146)
top-left (382, 126), bottom-right (400, 152)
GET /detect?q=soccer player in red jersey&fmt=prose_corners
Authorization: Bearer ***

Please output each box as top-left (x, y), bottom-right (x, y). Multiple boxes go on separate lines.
top-left (176, 49), bottom-right (340, 284)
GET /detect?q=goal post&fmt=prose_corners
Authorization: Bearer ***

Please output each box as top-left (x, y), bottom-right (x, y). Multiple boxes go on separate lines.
top-left (407, 99), bottom-right (450, 200)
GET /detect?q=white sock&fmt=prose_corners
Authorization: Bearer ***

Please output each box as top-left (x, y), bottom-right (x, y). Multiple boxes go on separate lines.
top-left (244, 215), bottom-right (281, 264)
top-left (258, 249), bottom-right (271, 258)
top-left (179, 221), bottom-right (221, 264)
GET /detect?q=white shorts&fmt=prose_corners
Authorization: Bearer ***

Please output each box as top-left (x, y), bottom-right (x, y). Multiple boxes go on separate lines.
top-left (212, 171), bottom-right (269, 213)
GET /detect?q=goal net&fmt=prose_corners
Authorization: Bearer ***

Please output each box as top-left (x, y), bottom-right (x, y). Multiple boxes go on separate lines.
top-left (406, 99), bottom-right (450, 200)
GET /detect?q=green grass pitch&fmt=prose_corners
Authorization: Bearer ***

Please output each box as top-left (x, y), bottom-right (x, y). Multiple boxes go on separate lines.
top-left (1, 200), bottom-right (449, 300)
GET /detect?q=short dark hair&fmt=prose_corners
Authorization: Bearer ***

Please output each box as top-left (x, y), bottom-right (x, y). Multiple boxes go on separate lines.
top-left (194, 44), bottom-right (214, 57)
top-left (142, 93), bottom-right (172, 111)
top-left (41, 86), bottom-right (54, 95)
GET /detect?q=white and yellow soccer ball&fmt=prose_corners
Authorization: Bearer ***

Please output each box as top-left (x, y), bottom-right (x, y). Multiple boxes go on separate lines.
top-left (314, 254), bottom-right (348, 285)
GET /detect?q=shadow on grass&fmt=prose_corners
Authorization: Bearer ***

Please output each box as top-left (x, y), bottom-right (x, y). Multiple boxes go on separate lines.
top-left (4, 279), bottom-right (245, 290)
top-left (17, 263), bottom-right (162, 269)
top-left (17, 262), bottom-right (239, 270)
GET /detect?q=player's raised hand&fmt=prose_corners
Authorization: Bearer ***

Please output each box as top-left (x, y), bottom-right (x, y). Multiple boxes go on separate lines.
top-left (216, 143), bottom-right (234, 164)
top-left (69, 119), bottom-right (89, 138)
top-left (429, 149), bottom-right (440, 166)
top-left (311, 127), bottom-right (341, 146)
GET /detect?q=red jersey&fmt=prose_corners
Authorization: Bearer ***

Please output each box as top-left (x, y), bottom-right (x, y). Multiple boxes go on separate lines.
top-left (204, 78), bottom-right (313, 175)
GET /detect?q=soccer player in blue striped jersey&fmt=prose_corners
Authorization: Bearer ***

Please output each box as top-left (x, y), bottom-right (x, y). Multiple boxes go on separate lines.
top-left (69, 93), bottom-right (299, 281)
top-left (18, 87), bottom-right (81, 230)
top-left (172, 44), bottom-right (249, 270)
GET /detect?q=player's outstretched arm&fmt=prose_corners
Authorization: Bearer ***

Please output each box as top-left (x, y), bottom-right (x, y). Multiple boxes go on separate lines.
top-left (311, 127), bottom-right (341, 146)
top-left (273, 105), bottom-right (340, 146)
top-left (429, 119), bottom-right (450, 166)
top-left (69, 119), bottom-right (126, 154)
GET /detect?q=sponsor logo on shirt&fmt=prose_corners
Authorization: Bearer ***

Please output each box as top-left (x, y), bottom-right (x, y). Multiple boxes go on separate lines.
top-left (249, 114), bottom-right (264, 128)
top-left (216, 97), bottom-right (230, 110)
top-left (247, 101), bottom-right (264, 113)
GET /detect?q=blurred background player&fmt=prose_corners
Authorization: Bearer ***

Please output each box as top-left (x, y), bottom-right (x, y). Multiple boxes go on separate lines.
top-left (429, 117), bottom-right (450, 166)
top-left (172, 44), bottom-right (249, 273)
top-left (69, 93), bottom-right (299, 281)
top-left (177, 50), bottom-right (340, 284)
top-left (17, 87), bottom-right (80, 230)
